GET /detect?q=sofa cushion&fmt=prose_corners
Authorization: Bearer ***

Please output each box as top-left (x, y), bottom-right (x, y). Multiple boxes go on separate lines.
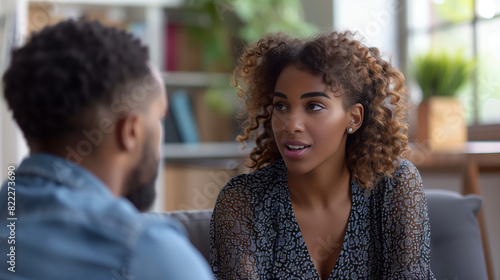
top-left (425, 189), bottom-right (487, 280)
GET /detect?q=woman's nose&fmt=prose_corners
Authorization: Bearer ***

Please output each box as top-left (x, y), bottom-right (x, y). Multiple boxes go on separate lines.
top-left (283, 113), bottom-right (304, 134)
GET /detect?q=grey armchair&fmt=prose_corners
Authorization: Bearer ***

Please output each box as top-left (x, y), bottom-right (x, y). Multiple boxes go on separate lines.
top-left (166, 189), bottom-right (488, 279)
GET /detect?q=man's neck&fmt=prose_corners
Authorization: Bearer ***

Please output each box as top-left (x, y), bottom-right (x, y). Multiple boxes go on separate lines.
top-left (29, 143), bottom-right (126, 197)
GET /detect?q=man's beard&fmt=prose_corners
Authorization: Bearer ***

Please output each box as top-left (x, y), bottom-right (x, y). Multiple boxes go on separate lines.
top-left (124, 140), bottom-right (159, 212)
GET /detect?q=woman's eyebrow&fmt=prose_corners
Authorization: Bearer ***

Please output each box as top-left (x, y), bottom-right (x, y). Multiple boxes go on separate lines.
top-left (273, 92), bottom-right (288, 99)
top-left (273, 92), bottom-right (331, 99)
top-left (300, 92), bottom-right (331, 99)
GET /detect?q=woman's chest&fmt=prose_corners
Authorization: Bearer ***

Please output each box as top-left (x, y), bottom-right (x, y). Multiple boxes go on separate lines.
top-left (254, 188), bottom-right (383, 279)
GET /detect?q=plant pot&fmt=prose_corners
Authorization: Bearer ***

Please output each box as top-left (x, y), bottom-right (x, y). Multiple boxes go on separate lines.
top-left (416, 97), bottom-right (467, 151)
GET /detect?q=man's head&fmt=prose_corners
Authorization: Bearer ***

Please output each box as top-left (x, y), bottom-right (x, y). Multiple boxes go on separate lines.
top-left (2, 19), bottom-right (167, 211)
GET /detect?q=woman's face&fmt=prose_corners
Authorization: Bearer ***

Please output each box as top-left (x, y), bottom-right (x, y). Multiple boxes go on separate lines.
top-left (272, 65), bottom-right (351, 175)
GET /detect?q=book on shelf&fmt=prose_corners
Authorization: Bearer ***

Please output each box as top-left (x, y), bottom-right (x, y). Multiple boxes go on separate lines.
top-left (163, 110), bottom-right (182, 143)
top-left (165, 23), bottom-right (203, 72)
top-left (169, 89), bottom-right (200, 143)
top-left (165, 23), bottom-right (178, 71)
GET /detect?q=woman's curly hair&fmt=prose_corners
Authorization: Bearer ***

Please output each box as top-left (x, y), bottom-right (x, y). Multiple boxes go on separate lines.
top-left (232, 31), bottom-right (411, 190)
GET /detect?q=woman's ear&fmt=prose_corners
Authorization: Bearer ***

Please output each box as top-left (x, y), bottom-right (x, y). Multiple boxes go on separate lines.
top-left (347, 103), bottom-right (364, 134)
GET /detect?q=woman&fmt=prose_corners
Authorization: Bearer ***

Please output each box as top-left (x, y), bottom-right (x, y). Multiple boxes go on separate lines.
top-left (210, 31), bottom-right (435, 280)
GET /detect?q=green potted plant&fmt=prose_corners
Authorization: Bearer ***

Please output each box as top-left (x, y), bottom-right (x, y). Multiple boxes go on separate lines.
top-left (412, 50), bottom-right (475, 150)
top-left (184, 0), bottom-right (318, 72)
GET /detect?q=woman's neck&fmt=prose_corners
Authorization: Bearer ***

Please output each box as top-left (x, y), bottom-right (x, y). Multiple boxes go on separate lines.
top-left (287, 162), bottom-right (351, 211)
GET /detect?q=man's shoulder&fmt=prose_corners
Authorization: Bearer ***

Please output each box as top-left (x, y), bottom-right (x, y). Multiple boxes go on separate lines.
top-left (139, 212), bottom-right (187, 236)
top-left (132, 214), bottom-right (190, 254)
top-left (129, 213), bottom-right (214, 279)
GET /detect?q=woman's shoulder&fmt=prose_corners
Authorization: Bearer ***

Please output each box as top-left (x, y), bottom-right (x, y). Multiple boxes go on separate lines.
top-left (373, 159), bottom-right (422, 194)
top-left (393, 158), bottom-right (422, 184)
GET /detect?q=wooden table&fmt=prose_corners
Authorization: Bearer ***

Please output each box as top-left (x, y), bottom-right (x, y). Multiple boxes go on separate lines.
top-left (408, 141), bottom-right (500, 280)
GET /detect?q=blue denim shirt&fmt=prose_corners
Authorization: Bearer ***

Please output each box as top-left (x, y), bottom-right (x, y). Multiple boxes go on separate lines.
top-left (0, 153), bottom-right (214, 280)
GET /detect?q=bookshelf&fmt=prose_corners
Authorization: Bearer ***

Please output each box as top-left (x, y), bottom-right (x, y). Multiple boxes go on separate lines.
top-left (162, 71), bottom-right (235, 144)
top-left (13, 0), bottom-right (180, 69)
top-left (161, 70), bottom-right (244, 211)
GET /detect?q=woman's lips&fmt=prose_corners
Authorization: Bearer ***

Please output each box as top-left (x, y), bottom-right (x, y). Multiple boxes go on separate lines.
top-left (283, 142), bottom-right (311, 159)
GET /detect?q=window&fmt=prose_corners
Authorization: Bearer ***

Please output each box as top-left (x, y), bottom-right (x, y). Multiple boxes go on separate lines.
top-left (407, 0), bottom-right (500, 126)
top-left (334, 0), bottom-right (399, 68)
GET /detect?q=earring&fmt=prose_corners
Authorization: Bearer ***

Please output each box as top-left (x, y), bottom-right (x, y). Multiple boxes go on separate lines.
top-left (348, 127), bottom-right (353, 133)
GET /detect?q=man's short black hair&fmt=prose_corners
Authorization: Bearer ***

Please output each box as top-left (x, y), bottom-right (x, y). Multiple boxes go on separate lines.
top-left (2, 19), bottom-right (150, 141)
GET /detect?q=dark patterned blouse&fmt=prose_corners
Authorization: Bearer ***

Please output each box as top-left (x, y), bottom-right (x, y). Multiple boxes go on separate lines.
top-left (210, 159), bottom-right (435, 280)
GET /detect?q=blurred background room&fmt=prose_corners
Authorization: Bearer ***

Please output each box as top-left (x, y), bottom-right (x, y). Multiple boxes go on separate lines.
top-left (0, 0), bottom-right (499, 278)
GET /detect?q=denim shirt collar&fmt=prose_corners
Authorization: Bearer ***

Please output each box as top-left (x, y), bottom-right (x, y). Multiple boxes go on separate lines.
top-left (17, 153), bottom-right (112, 197)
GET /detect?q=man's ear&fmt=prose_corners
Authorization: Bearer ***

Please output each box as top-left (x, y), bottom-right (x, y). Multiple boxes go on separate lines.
top-left (347, 103), bottom-right (364, 133)
top-left (115, 112), bottom-right (143, 152)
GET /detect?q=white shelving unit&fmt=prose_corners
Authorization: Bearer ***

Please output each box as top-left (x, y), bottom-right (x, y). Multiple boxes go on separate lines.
top-left (162, 70), bottom-right (243, 164)
top-left (163, 141), bottom-right (252, 160)
top-left (163, 71), bottom-right (231, 87)
top-left (14, 0), bottom-right (182, 69)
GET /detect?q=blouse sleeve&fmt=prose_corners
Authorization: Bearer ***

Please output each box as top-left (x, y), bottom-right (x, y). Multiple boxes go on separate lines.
top-left (210, 176), bottom-right (259, 280)
top-left (382, 160), bottom-right (435, 279)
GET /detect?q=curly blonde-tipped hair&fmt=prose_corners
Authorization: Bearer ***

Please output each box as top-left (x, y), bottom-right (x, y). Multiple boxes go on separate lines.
top-left (232, 31), bottom-right (411, 190)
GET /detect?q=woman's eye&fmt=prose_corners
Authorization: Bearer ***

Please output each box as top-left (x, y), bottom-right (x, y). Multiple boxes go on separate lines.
top-left (306, 103), bottom-right (324, 111)
top-left (274, 103), bottom-right (286, 111)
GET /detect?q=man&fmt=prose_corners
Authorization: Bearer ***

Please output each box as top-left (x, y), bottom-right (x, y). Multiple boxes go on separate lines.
top-left (0, 20), bottom-right (213, 279)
